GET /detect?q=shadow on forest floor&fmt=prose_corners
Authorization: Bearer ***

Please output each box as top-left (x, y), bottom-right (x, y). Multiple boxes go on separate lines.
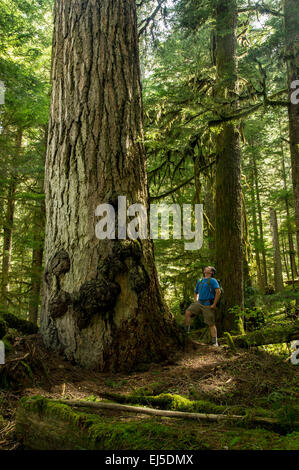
top-left (0, 333), bottom-right (298, 450)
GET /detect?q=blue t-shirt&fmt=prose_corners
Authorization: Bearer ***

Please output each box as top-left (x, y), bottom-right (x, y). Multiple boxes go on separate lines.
top-left (195, 277), bottom-right (220, 305)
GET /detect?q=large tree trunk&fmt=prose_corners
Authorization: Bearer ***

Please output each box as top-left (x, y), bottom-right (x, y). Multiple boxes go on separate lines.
top-left (204, 176), bottom-right (216, 262)
top-left (215, 0), bottom-right (244, 334)
top-left (284, 0), bottom-right (299, 259)
top-left (269, 208), bottom-right (284, 292)
top-left (41, 0), bottom-right (181, 371)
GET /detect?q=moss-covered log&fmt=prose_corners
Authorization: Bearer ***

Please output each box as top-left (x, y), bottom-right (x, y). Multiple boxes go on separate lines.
top-left (14, 396), bottom-right (215, 450)
top-left (0, 313), bottom-right (38, 335)
top-left (227, 322), bottom-right (299, 348)
top-left (15, 396), bottom-right (299, 450)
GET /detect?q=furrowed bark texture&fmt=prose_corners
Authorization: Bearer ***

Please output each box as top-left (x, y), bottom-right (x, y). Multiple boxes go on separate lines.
top-left (41, 0), bottom-right (182, 370)
top-left (215, 0), bottom-right (244, 333)
top-left (284, 0), bottom-right (299, 255)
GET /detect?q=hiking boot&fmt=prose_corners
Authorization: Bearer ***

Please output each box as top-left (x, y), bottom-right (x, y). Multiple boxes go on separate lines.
top-left (180, 325), bottom-right (190, 334)
top-left (212, 341), bottom-right (219, 347)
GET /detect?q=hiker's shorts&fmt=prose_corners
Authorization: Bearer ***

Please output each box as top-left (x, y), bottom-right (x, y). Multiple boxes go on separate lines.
top-left (186, 301), bottom-right (216, 326)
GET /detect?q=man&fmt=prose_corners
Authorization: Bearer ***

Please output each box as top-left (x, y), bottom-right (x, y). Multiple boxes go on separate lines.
top-left (184, 266), bottom-right (221, 347)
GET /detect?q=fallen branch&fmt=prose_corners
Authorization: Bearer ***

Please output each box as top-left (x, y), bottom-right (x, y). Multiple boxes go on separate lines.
top-left (48, 398), bottom-right (286, 426)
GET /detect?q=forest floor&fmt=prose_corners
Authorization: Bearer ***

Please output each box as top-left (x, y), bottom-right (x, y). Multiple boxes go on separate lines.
top-left (0, 331), bottom-right (298, 450)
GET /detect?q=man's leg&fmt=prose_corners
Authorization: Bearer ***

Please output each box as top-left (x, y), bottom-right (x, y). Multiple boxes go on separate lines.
top-left (184, 309), bottom-right (193, 333)
top-left (210, 324), bottom-right (218, 346)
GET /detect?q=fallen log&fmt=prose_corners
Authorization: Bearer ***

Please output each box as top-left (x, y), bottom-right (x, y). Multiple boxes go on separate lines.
top-left (15, 396), bottom-right (297, 450)
top-left (52, 398), bottom-right (290, 426)
top-left (226, 321), bottom-right (299, 348)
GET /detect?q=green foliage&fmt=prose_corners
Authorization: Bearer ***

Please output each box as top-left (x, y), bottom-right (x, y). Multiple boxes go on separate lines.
top-left (0, 319), bottom-right (6, 339)
top-left (0, 312), bottom-right (38, 335)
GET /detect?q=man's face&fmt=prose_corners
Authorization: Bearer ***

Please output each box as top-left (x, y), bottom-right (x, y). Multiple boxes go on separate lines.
top-left (203, 268), bottom-right (213, 278)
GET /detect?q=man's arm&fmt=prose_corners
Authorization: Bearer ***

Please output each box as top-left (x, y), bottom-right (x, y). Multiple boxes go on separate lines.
top-left (194, 281), bottom-right (199, 301)
top-left (211, 288), bottom-right (221, 309)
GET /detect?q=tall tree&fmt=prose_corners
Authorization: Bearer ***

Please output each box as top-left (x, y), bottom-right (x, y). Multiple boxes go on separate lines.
top-left (284, 0), bottom-right (299, 259)
top-left (1, 129), bottom-right (22, 308)
top-left (41, 0), bottom-right (181, 371)
top-left (269, 207), bottom-right (284, 292)
top-left (214, 0), bottom-right (244, 333)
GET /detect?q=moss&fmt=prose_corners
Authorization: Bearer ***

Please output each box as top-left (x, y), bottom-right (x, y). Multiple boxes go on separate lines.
top-left (16, 396), bottom-right (210, 450)
top-left (2, 337), bottom-right (12, 353)
top-left (0, 319), bottom-right (7, 339)
top-left (102, 391), bottom-right (299, 432)
top-left (1, 312), bottom-right (38, 335)
top-left (103, 392), bottom-right (228, 414)
top-left (223, 332), bottom-right (237, 351)
top-left (16, 396), bottom-right (299, 450)
top-left (276, 431), bottom-right (299, 450)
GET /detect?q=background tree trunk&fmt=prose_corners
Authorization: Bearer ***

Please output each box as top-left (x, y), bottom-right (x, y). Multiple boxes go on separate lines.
top-left (215, 0), bottom-right (244, 334)
top-left (269, 207), bottom-right (284, 292)
top-left (284, 0), bottom-right (299, 260)
top-left (252, 152), bottom-right (268, 288)
top-left (28, 197), bottom-right (45, 325)
top-left (1, 129), bottom-right (22, 308)
top-left (249, 160), bottom-right (264, 291)
top-left (40, 0), bottom-right (181, 371)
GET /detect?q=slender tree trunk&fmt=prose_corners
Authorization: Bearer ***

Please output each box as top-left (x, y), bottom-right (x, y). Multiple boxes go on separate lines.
top-left (28, 198), bottom-right (45, 325)
top-left (249, 161), bottom-right (264, 291)
top-left (269, 208), bottom-right (284, 292)
top-left (281, 233), bottom-right (290, 281)
top-left (41, 0), bottom-right (181, 371)
top-left (1, 129), bottom-right (22, 308)
top-left (242, 191), bottom-right (252, 288)
top-left (215, 0), bottom-right (243, 334)
top-left (284, 0), bottom-right (299, 261)
top-left (252, 152), bottom-right (268, 288)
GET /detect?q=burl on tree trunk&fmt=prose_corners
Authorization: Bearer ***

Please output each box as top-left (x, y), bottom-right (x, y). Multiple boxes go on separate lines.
top-left (40, 0), bottom-right (183, 370)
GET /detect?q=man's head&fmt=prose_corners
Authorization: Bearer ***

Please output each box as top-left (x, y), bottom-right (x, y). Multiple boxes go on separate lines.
top-left (203, 266), bottom-right (216, 278)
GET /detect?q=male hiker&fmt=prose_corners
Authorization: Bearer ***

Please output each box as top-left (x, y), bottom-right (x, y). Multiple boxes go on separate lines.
top-left (184, 266), bottom-right (221, 346)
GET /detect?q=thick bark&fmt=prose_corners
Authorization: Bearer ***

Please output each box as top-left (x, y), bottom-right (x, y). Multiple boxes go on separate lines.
top-left (204, 177), bottom-right (216, 262)
top-left (284, 0), bottom-right (299, 258)
top-left (269, 208), bottom-right (284, 292)
top-left (41, 0), bottom-right (182, 370)
top-left (215, 0), bottom-right (244, 334)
